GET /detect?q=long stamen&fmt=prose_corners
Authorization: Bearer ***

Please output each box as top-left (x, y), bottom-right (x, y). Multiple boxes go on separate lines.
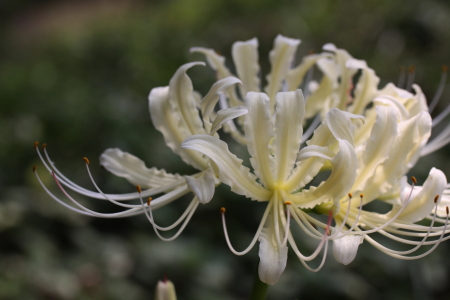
top-left (348, 179), bottom-right (416, 235)
top-left (37, 143), bottom-right (187, 201)
top-left (330, 193), bottom-right (353, 238)
top-left (281, 201), bottom-right (291, 247)
top-left (137, 186), bottom-right (199, 241)
top-left (428, 65), bottom-right (448, 113)
top-left (301, 114), bottom-right (321, 143)
top-left (51, 171), bottom-right (142, 217)
top-left (406, 65), bottom-right (415, 92)
top-left (288, 210), bottom-right (332, 270)
top-left (397, 66), bottom-right (406, 89)
top-left (84, 158), bottom-right (141, 209)
top-left (364, 206), bottom-right (449, 260)
top-left (221, 202), bottom-right (273, 256)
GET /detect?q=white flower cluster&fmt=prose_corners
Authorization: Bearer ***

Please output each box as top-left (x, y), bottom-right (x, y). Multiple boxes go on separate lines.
top-left (35, 35), bottom-right (450, 285)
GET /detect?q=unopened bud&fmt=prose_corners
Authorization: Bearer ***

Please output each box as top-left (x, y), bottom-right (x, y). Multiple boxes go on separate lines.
top-left (155, 279), bottom-right (177, 300)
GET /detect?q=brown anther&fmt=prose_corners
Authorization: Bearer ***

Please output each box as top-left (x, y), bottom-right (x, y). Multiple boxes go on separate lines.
top-left (411, 176), bottom-right (417, 184)
top-left (348, 193), bottom-right (353, 198)
top-left (32, 165), bottom-right (37, 172)
top-left (399, 66), bottom-right (405, 73)
top-left (284, 201), bottom-right (292, 205)
top-left (147, 197), bottom-right (152, 206)
top-left (446, 206), bottom-right (449, 215)
top-left (408, 65), bottom-right (416, 73)
top-left (34, 141), bottom-right (39, 149)
top-left (83, 157), bottom-right (90, 165)
top-left (443, 64), bottom-right (448, 73)
top-left (359, 193), bottom-right (364, 198)
top-left (434, 195), bottom-right (440, 203)
top-left (308, 49), bottom-right (315, 55)
top-left (41, 143), bottom-right (47, 149)
top-left (220, 207), bottom-right (226, 214)
top-left (136, 185), bottom-right (142, 193)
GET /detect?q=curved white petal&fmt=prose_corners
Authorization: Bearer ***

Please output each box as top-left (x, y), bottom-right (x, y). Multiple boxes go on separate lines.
top-left (185, 170), bottom-right (216, 204)
top-left (265, 35), bottom-right (301, 107)
top-left (168, 62), bottom-right (207, 136)
top-left (149, 87), bottom-right (207, 170)
top-left (346, 59), bottom-right (380, 115)
top-left (297, 145), bottom-right (335, 161)
top-left (353, 106), bottom-right (398, 192)
top-left (245, 92), bottom-right (275, 189)
top-left (190, 47), bottom-right (232, 78)
top-left (332, 235), bottom-right (363, 265)
top-left (182, 135), bottom-right (270, 201)
top-left (100, 148), bottom-right (184, 189)
top-left (285, 109), bottom-right (361, 192)
top-left (190, 47), bottom-right (242, 107)
top-left (218, 95), bottom-right (248, 145)
top-left (274, 90), bottom-right (305, 183)
top-left (325, 108), bottom-right (364, 146)
top-left (286, 53), bottom-right (329, 91)
top-left (210, 106), bottom-right (248, 135)
top-left (291, 139), bottom-right (358, 209)
top-left (389, 168), bottom-right (447, 223)
top-left (232, 38), bottom-right (261, 96)
top-left (258, 212), bottom-right (288, 285)
top-left (200, 76), bottom-right (242, 120)
top-left (363, 111), bottom-right (432, 201)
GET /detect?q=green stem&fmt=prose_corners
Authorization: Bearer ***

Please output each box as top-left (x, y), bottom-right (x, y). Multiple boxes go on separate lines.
top-left (249, 262), bottom-right (269, 300)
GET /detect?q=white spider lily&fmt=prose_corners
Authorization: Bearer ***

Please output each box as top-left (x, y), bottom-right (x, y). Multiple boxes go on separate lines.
top-left (33, 62), bottom-right (247, 241)
top-left (183, 89), bottom-right (364, 284)
top-left (183, 86), bottom-right (450, 284)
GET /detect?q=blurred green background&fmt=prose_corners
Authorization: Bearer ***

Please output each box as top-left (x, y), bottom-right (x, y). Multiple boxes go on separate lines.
top-left (1, 0), bottom-right (450, 299)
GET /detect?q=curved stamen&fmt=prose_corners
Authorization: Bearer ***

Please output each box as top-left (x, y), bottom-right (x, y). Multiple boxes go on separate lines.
top-left (364, 207), bottom-right (449, 260)
top-left (221, 201), bottom-right (273, 256)
top-left (397, 66), bottom-right (406, 89)
top-left (281, 201), bottom-right (291, 247)
top-left (331, 193), bottom-right (363, 239)
top-left (287, 210), bottom-right (332, 270)
top-left (428, 65), bottom-right (448, 113)
top-left (36, 143), bottom-right (189, 201)
top-left (138, 190), bottom-right (199, 241)
top-left (406, 65), bottom-right (415, 92)
top-left (301, 114), bottom-right (321, 143)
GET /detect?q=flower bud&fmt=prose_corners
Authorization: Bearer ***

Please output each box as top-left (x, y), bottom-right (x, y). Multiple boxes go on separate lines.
top-left (155, 279), bottom-right (177, 300)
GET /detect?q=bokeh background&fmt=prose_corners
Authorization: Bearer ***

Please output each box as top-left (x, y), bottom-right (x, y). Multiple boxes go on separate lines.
top-left (1, 0), bottom-right (450, 299)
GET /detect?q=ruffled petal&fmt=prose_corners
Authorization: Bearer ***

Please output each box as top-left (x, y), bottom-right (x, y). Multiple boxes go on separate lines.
top-left (244, 92), bottom-right (275, 189)
top-left (190, 47), bottom-right (242, 107)
top-left (168, 62), bottom-right (207, 136)
top-left (353, 105), bottom-right (398, 192)
top-left (389, 168), bottom-right (447, 223)
top-left (363, 111), bottom-right (432, 201)
top-left (265, 35), bottom-right (301, 107)
top-left (210, 106), bottom-right (248, 135)
top-left (200, 76), bottom-right (242, 120)
top-left (182, 134), bottom-right (271, 201)
top-left (232, 38), bottom-right (261, 96)
top-left (291, 139), bottom-right (358, 209)
top-left (274, 90), bottom-right (305, 183)
top-left (99, 148), bottom-right (184, 189)
top-left (286, 53), bottom-right (329, 91)
top-left (149, 86), bottom-right (207, 170)
top-left (285, 109), bottom-right (361, 192)
top-left (332, 235), bottom-right (363, 265)
top-left (346, 59), bottom-right (380, 115)
top-left (185, 170), bottom-right (216, 204)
